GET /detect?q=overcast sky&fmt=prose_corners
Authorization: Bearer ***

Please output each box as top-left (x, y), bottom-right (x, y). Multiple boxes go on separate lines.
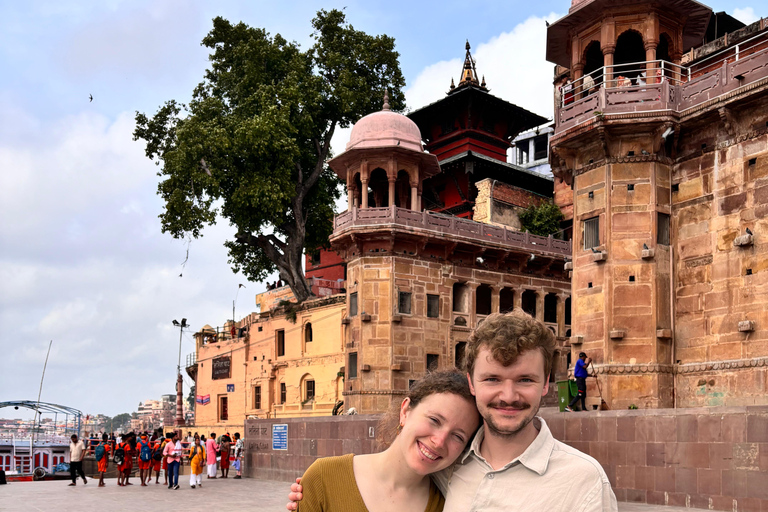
top-left (0, 0), bottom-right (761, 421)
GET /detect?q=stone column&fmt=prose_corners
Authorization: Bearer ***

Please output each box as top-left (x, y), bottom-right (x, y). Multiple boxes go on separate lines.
top-left (602, 46), bottom-right (615, 86)
top-left (361, 179), bottom-right (369, 209)
top-left (388, 177), bottom-right (396, 207)
top-left (556, 294), bottom-right (567, 338)
top-left (468, 283), bottom-right (479, 328)
top-left (513, 288), bottom-right (523, 310)
top-left (410, 183), bottom-right (418, 211)
top-left (535, 291), bottom-right (545, 323)
top-left (573, 63), bottom-right (584, 98)
top-left (601, 16), bottom-right (616, 86)
top-left (645, 42), bottom-right (658, 84)
top-left (491, 286), bottom-right (501, 314)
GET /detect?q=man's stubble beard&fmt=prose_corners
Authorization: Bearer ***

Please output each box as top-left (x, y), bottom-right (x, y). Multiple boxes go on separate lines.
top-left (480, 399), bottom-right (541, 439)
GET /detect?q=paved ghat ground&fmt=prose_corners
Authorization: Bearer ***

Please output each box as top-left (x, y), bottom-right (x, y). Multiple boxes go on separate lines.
top-left (0, 478), bottom-right (710, 512)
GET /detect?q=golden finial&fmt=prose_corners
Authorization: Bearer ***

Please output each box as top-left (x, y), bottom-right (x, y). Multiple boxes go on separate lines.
top-left (450, 78), bottom-right (455, 90)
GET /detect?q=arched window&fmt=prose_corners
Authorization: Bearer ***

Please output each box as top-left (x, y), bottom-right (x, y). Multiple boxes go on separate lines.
top-left (476, 284), bottom-right (492, 316)
top-left (368, 168), bottom-right (388, 208)
top-left (500, 287), bottom-right (515, 313)
top-left (304, 322), bottom-right (313, 344)
top-left (657, 33), bottom-right (673, 81)
top-left (452, 283), bottom-right (469, 313)
top-left (395, 169), bottom-right (411, 208)
top-left (544, 293), bottom-right (558, 324)
top-left (301, 374), bottom-right (315, 402)
top-left (583, 41), bottom-right (604, 91)
top-left (614, 30), bottom-right (646, 84)
top-left (352, 172), bottom-right (363, 208)
top-left (521, 290), bottom-right (537, 318)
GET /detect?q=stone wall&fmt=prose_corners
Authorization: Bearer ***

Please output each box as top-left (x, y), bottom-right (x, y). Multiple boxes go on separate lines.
top-left (540, 407), bottom-right (768, 511)
top-left (672, 130), bottom-right (768, 407)
top-left (243, 415), bottom-right (380, 482)
top-left (243, 407), bottom-right (768, 510)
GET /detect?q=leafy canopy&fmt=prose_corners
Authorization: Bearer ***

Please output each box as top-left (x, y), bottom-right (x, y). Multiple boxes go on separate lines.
top-left (518, 200), bottom-right (565, 237)
top-left (134, 10), bottom-right (405, 303)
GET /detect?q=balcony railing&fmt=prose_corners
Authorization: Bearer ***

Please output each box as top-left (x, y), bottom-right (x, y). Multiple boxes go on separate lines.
top-left (556, 30), bottom-right (768, 134)
top-left (333, 206), bottom-right (571, 258)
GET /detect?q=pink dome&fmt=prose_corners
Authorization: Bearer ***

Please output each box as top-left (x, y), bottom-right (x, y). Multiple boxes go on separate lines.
top-left (346, 109), bottom-right (424, 153)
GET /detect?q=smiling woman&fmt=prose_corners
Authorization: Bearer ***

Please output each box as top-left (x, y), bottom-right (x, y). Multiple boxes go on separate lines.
top-left (294, 370), bottom-right (480, 512)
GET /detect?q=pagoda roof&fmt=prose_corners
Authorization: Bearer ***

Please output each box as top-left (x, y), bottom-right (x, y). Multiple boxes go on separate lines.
top-left (547, 0), bottom-right (713, 67)
top-left (408, 85), bottom-right (548, 143)
top-left (434, 150), bottom-right (554, 197)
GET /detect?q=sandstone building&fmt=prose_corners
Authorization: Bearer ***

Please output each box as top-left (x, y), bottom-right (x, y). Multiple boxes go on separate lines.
top-left (548, 0), bottom-right (768, 408)
top-left (189, 48), bottom-right (573, 425)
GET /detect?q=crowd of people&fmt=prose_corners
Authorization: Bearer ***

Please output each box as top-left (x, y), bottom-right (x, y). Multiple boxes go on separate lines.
top-left (69, 429), bottom-right (244, 490)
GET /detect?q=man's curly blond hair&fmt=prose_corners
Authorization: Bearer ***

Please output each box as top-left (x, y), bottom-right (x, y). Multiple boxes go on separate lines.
top-left (463, 309), bottom-right (556, 379)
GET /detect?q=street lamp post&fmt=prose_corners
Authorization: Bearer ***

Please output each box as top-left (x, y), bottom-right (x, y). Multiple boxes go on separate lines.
top-left (172, 318), bottom-right (188, 428)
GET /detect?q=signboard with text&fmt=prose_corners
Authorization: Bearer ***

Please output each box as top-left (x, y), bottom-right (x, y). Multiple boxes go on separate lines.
top-left (272, 424), bottom-right (288, 450)
top-left (212, 356), bottom-right (231, 380)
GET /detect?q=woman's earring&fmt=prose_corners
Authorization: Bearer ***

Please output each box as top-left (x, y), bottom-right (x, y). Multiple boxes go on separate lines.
top-left (396, 423), bottom-right (404, 434)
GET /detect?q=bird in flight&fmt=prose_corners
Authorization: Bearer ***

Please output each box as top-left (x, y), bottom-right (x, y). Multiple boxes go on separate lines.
top-left (89, 94), bottom-right (93, 102)
top-left (201, 158), bottom-right (212, 177)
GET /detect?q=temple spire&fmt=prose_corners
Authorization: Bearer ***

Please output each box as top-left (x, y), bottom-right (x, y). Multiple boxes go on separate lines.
top-left (382, 88), bottom-right (390, 111)
top-left (449, 40), bottom-right (488, 94)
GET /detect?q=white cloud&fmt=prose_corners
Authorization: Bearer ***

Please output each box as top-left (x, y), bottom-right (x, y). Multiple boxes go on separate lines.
top-left (733, 7), bottom-right (759, 25)
top-left (404, 13), bottom-right (562, 120)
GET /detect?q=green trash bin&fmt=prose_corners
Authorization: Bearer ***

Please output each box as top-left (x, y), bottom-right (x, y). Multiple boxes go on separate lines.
top-left (557, 380), bottom-right (575, 412)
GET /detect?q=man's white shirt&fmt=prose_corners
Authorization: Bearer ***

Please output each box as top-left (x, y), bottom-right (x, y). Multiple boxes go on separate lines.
top-left (432, 417), bottom-right (618, 512)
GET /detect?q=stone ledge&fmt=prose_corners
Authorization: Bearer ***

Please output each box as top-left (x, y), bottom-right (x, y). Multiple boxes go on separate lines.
top-left (593, 363), bottom-right (674, 375)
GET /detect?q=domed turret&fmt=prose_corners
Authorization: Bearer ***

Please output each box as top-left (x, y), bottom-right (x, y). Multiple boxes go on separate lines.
top-left (328, 90), bottom-right (440, 211)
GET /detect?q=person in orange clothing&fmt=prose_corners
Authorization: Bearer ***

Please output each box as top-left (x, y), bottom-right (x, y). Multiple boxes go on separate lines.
top-left (117, 432), bottom-right (135, 486)
top-left (95, 433), bottom-right (111, 487)
top-left (149, 432), bottom-right (162, 484)
top-left (137, 433), bottom-right (153, 486)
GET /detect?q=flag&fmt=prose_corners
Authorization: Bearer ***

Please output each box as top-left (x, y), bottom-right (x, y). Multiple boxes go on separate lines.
top-left (196, 394), bottom-right (210, 405)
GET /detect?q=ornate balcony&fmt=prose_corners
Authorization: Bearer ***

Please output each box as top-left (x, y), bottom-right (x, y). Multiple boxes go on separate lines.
top-left (555, 31), bottom-right (768, 135)
top-left (332, 206), bottom-right (571, 259)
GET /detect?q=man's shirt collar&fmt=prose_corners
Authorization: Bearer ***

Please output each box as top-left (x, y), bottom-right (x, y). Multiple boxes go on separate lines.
top-left (459, 416), bottom-right (555, 476)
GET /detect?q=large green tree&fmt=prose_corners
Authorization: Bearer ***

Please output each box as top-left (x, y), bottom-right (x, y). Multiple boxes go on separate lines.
top-left (134, 10), bottom-right (405, 303)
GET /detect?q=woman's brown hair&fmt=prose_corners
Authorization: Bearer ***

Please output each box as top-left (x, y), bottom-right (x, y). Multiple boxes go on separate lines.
top-left (376, 369), bottom-right (477, 448)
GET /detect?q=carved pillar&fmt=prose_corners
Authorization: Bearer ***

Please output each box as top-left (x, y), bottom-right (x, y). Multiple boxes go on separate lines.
top-left (556, 294), bottom-right (567, 338)
top-left (645, 42), bottom-right (658, 84)
top-left (468, 283), bottom-right (480, 328)
top-left (361, 179), bottom-right (369, 208)
top-left (573, 63), bottom-right (585, 98)
top-left (535, 291), bottom-right (545, 322)
top-left (491, 286), bottom-right (501, 314)
top-left (410, 183), bottom-right (418, 211)
top-left (602, 46), bottom-right (615, 86)
top-left (513, 287), bottom-right (523, 310)
top-left (388, 176), bottom-right (396, 207)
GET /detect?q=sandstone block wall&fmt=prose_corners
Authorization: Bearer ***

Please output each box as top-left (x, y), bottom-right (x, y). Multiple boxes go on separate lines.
top-left (672, 131), bottom-right (768, 407)
top-left (243, 407), bottom-right (768, 511)
top-left (540, 407), bottom-right (768, 511)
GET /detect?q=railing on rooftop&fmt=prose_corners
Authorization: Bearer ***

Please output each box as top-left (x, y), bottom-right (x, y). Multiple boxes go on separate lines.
top-left (556, 30), bottom-right (768, 133)
top-left (333, 206), bottom-right (571, 258)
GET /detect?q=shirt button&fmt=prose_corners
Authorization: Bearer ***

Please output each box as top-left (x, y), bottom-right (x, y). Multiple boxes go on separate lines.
top-left (487, 474), bottom-right (494, 479)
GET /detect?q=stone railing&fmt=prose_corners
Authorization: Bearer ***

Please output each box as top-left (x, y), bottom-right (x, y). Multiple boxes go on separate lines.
top-left (333, 206), bottom-right (571, 258)
top-left (555, 32), bottom-right (768, 134)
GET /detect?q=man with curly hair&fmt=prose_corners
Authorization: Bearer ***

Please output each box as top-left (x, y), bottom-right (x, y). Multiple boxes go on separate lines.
top-left (431, 309), bottom-right (616, 511)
